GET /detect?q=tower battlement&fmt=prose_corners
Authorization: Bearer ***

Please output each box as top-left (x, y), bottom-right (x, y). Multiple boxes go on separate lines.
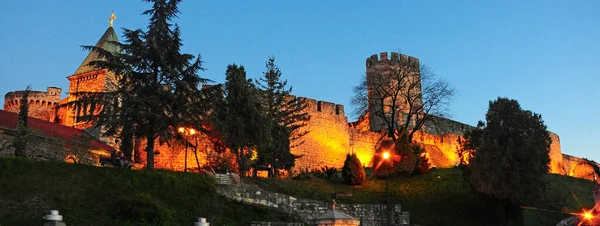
top-left (4, 87), bottom-right (62, 121)
top-left (366, 52), bottom-right (420, 69)
top-left (297, 97), bottom-right (345, 116)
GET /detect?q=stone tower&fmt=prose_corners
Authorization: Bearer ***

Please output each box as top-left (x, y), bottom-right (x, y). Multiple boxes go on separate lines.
top-left (365, 52), bottom-right (422, 133)
top-left (4, 87), bottom-right (62, 121)
top-left (58, 26), bottom-right (119, 129)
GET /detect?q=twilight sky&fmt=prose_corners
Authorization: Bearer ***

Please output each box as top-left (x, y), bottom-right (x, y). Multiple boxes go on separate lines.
top-left (1, 1), bottom-right (598, 161)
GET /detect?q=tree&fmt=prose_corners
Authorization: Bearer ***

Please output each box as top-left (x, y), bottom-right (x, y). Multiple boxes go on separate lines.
top-left (395, 129), bottom-right (417, 176)
top-left (466, 97), bottom-right (551, 225)
top-left (351, 57), bottom-right (455, 142)
top-left (255, 57), bottom-right (308, 175)
top-left (342, 153), bottom-right (366, 185)
top-left (71, 0), bottom-right (209, 169)
top-left (212, 64), bottom-right (267, 174)
top-left (14, 85), bottom-right (31, 157)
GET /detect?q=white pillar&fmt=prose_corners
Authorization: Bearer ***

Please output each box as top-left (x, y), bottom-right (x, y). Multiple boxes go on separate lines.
top-left (194, 217), bottom-right (209, 226)
top-left (43, 210), bottom-right (66, 226)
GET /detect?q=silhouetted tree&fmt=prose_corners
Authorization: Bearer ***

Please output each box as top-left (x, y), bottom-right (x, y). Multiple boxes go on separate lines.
top-left (255, 57), bottom-right (308, 175)
top-left (395, 129), bottom-right (417, 176)
top-left (70, 0), bottom-right (209, 169)
top-left (14, 85), bottom-right (31, 157)
top-left (466, 97), bottom-right (551, 226)
top-left (212, 64), bottom-right (267, 175)
top-left (352, 58), bottom-right (455, 142)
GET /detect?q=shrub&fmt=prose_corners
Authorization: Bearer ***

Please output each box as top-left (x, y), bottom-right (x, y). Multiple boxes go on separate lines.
top-left (292, 167), bottom-right (312, 180)
top-left (341, 153), bottom-right (366, 185)
top-left (321, 166), bottom-right (337, 180)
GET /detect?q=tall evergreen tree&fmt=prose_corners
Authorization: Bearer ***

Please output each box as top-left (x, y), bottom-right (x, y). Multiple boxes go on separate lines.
top-left (255, 57), bottom-right (308, 174)
top-left (213, 64), bottom-right (267, 174)
top-left (14, 85), bottom-right (31, 157)
top-left (466, 97), bottom-right (551, 225)
top-left (72, 0), bottom-right (209, 169)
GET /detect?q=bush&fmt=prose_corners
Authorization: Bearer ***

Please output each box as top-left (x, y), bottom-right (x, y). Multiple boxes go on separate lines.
top-left (341, 153), bottom-right (366, 185)
top-left (292, 167), bottom-right (312, 180)
top-left (321, 166), bottom-right (337, 180)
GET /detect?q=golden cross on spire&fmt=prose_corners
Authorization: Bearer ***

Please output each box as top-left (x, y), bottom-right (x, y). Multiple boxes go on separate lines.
top-left (109, 12), bottom-right (116, 27)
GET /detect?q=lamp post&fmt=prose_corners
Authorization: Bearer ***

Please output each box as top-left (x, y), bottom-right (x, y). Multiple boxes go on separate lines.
top-left (382, 151), bottom-right (391, 226)
top-left (178, 127), bottom-right (196, 172)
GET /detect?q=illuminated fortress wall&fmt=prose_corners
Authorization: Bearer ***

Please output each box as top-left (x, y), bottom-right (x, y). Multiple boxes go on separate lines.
top-left (290, 97), bottom-right (350, 170)
top-left (3, 41), bottom-right (598, 182)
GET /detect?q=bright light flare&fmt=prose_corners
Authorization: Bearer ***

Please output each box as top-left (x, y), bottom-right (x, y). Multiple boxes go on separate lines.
top-left (178, 127), bottom-right (185, 133)
top-left (583, 211), bottom-right (594, 220)
top-left (382, 152), bottom-right (390, 160)
top-left (189, 128), bottom-right (196, 135)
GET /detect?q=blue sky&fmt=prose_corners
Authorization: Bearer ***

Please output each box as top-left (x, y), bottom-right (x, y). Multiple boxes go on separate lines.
top-left (1, 1), bottom-right (598, 161)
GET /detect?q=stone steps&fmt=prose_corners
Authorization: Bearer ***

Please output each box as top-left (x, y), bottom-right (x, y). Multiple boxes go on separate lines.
top-left (214, 173), bottom-right (234, 185)
top-left (217, 183), bottom-right (412, 225)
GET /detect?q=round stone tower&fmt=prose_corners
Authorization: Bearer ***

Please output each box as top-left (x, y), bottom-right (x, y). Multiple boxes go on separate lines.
top-left (4, 87), bottom-right (62, 121)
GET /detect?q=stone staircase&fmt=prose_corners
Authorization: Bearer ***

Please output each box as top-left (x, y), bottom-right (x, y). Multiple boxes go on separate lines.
top-left (216, 182), bottom-right (411, 226)
top-left (214, 173), bottom-right (235, 185)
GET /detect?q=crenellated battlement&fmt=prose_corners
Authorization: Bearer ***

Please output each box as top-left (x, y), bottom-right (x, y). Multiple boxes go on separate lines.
top-left (297, 97), bottom-right (345, 116)
top-left (4, 87), bottom-right (62, 108)
top-left (366, 52), bottom-right (420, 69)
top-left (4, 87), bottom-right (63, 121)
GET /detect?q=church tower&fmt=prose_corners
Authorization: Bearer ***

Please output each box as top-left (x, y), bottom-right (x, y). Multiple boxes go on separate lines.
top-left (58, 13), bottom-right (119, 129)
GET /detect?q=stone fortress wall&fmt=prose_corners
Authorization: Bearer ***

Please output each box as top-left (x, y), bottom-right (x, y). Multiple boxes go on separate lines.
top-left (4, 87), bottom-right (62, 121)
top-left (285, 52), bottom-right (599, 181)
top-left (2, 48), bottom-right (598, 181)
top-left (289, 97), bottom-right (350, 170)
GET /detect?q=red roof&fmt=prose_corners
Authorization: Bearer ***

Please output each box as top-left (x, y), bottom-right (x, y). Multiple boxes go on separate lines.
top-left (0, 109), bottom-right (114, 151)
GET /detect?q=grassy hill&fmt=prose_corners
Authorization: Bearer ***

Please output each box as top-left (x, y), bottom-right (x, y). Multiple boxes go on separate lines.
top-left (246, 168), bottom-right (596, 226)
top-left (0, 157), bottom-right (294, 225)
top-left (0, 157), bottom-right (594, 226)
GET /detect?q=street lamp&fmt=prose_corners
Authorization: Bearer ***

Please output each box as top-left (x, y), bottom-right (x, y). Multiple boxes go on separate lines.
top-left (382, 151), bottom-right (391, 226)
top-left (178, 127), bottom-right (196, 172)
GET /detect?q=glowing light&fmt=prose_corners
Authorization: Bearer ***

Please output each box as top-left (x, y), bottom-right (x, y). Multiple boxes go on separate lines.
top-left (583, 211), bottom-right (594, 220)
top-left (178, 127), bottom-right (197, 135)
top-left (382, 152), bottom-right (390, 160)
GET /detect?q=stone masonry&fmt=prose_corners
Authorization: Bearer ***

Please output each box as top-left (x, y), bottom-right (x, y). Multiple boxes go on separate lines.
top-left (217, 183), bottom-right (408, 226)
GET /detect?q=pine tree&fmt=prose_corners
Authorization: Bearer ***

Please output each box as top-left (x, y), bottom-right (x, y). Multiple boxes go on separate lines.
top-left (213, 64), bottom-right (267, 174)
top-left (14, 85), bottom-right (31, 157)
top-left (255, 57), bottom-right (308, 174)
top-left (72, 0), bottom-right (209, 169)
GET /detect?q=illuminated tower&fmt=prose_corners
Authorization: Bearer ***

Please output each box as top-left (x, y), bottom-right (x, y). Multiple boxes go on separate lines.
top-left (365, 52), bottom-right (422, 133)
top-left (59, 13), bottom-right (119, 129)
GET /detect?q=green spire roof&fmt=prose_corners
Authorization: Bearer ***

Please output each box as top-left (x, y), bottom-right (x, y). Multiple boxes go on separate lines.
top-left (72, 26), bottom-right (119, 75)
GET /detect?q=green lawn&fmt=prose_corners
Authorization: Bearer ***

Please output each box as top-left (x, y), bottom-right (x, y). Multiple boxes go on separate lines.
top-left (245, 168), bottom-right (595, 226)
top-left (0, 157), bottom-right (294, 225)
